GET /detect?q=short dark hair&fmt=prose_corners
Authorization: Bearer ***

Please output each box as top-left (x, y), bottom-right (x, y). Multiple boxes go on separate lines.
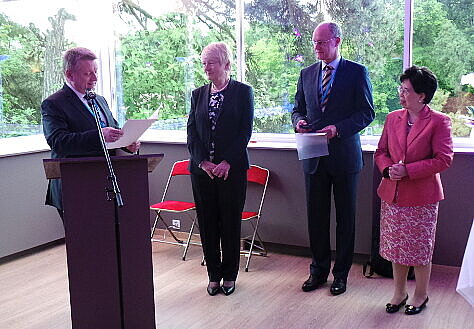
top-left (63, 47), bottom-right (97, 73)
top-left (400, 65), bottom-right (438, 104)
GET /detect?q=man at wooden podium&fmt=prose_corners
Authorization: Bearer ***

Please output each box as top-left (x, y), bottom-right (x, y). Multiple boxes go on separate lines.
top-left (41, 47), bottom-right (140, 220)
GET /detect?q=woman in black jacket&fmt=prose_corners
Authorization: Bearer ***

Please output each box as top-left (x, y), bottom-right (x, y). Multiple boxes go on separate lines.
top-left (187, 42), bottom-right (254, 296)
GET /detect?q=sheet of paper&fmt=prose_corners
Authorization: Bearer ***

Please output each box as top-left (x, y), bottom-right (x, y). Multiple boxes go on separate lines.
top-left (106, 119), bottom-right (156, 149)
top-left (148, 109), bottom-right (160, 120)
top-left (295, 133), bottom-right (328, 160)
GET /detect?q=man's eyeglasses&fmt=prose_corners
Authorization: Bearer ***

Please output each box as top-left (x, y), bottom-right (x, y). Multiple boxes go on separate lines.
top-left (397, 86), bottom-right (411, 95)
top-left (312, 37), bottom-right (336, 46)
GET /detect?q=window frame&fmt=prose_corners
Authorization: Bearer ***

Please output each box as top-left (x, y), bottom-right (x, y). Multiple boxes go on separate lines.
top-left (0, 0), bottom-right (472, 150)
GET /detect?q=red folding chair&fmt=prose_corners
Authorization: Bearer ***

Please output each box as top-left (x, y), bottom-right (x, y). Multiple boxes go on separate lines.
top-left (241, 164), bottom-right (269, 271)
top-left (150, 159), bottom-right (200, 261)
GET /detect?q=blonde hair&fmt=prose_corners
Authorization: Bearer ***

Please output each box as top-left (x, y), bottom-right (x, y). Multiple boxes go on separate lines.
top-left (201, 42), bottom-right (232, 68)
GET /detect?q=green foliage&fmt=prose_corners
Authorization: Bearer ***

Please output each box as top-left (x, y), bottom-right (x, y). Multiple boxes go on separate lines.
top-left (0, 9), bottom-right (72, 137)
top-left (324, 0), bottom-right (473, 135)
top-left (245, 23), bottom-right (302, 110)
top-left (446, 111), bottom-right (472, 137)
top-left (371, 58), bottom-right (405, 125)
top-left (427, 88), bottom-right (472, 136)
top-left (120, 14), bottom-right (189, 120)
top-left (413, 0), bottom-right (473, 93)
top-left (325, 0), bottom-right (404, 81)
top-left (1, 0), bottom-right (473, 139)
top-left (429, 88), bottom-right (450, 113)
top-left (253, 113), bottom-right (293, 133)
top-left (116, 0), bottom-right (473, 137)
top-left (324, 0), bottom-right (407, 128)
top-left (463, 84), bottom-right (474, 94)
top-left (438, 0), bottom-right (474, 45)
top-left (119, 13), bottom-right (226, 120)
top-left (242, 3), bottom-right (319, 131)
top-left (0, 13), bottom-right (44, 125)
top-left (371, 90), bottom-right (390, 126)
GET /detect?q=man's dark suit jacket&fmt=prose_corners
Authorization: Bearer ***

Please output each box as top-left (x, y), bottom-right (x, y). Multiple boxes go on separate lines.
top-left (42, 83), bottom-right (119, 210)
top-left (291, 58), bottom-right (375, 174)
top-left (187, 78), bottom-right (254, 174)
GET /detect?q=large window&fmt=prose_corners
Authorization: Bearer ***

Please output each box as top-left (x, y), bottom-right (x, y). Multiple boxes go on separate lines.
top-left (0, 0), bottom-right (472, 140)
top-left (115, 0), bottom-right (404, 135)
top-left (243, 0), bottom-right (405, 134)
top-left (0, 0), bottom-right (115, 138)
top-left (113, 0), bottom-right (236, 128)
top-left (413, 0), bottom-right (474, 137)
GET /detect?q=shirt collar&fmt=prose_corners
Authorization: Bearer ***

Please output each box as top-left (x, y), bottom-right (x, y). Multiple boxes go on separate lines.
top-left (65, 80), bottom-right (87, 100)
top-left (322, 55), bottom-right (341, 71)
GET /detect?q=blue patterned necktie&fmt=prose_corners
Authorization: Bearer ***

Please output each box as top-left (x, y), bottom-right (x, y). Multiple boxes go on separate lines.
top-left (84, 96), bottom-right (106, 127)
top-left (320, 65), bottom-right (334, 112)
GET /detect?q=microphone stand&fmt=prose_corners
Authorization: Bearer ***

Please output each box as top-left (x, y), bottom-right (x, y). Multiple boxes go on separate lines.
top-left (85, 91), bottom-right (124, 207)
top-left (85, 89), bottom-right (125, 329)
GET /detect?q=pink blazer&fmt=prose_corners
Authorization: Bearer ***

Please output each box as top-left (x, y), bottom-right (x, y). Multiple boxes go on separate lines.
top-left (374, 105), bottom-right (453, 206)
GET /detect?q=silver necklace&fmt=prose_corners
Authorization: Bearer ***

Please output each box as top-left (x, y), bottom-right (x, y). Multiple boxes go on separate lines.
top-left (407, 104), bottom-right (425, 126)
top-left (211, 79), bottom-right (230, 93)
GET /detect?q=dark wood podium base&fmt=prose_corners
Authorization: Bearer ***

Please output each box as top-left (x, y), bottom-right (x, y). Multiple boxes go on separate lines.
top-left (44, 155), bottom-right (162, 329)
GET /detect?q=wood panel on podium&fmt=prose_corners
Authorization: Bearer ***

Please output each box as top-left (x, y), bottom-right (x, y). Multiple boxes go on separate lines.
top-left (43, 154), bottom-right (163, 329)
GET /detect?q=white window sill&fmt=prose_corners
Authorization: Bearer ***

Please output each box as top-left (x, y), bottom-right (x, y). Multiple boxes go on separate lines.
top-left (0, 135), bottom-right (50, 158)
top-left (141, 130), bottom-right (474, 153)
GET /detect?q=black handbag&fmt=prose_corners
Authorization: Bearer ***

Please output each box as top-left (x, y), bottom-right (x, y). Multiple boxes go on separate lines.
top-left (364, 165), bottom-right (414, 279)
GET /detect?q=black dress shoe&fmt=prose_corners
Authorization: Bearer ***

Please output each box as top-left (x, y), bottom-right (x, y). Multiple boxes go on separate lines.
top-left (207, 284), bottom-right (220, 296)
top-left (386, 294), bottom-right (409, 313)
top-left (221, 283), bottom-right (235, 296)
top-left (405, 296), bottom-right (429, 315)
top-left (302, 275), bottom-right (327, 292)
top-left (330, 278), bottom-right (347, 295)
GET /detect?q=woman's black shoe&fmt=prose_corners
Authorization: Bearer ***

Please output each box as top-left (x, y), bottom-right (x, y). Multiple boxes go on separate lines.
top-left (221, 283), bottom-right (235, 296)
top-left (405, 296), bottom-right (429, 315)
top-left (385, 294), bottom-right (408, 313)
top-left (207, 283), bottom-right (220, 296)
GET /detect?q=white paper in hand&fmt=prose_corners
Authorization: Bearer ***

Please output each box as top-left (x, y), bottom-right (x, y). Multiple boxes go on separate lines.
top-left (295, 133), bottom-right (329, 160)
top-left (106, 119), bottom-right (156, 149)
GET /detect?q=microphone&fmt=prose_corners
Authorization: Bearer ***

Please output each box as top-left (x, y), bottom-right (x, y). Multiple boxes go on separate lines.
top-left (84, 89), bottom-right (102, 125)
top-left (84, 89), bottom-right (96, 101)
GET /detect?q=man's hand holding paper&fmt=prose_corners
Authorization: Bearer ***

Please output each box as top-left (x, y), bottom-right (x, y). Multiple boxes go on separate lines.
top-left (106, 119), bottom-right (156, 149)
top-left (102, 127), bottom-right (124, 143)
top-left (316, 125), bottom-right (338, 139)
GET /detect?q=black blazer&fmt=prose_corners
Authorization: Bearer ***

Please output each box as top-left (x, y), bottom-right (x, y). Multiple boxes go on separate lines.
top-left (41, 83), bottom-right (119, 209)
top-left (42, 84), bottom-right (119, 159)
top-left (187, 79), bottom-right (254, 174)
top-left (291, 58), bottom-right (375, 175)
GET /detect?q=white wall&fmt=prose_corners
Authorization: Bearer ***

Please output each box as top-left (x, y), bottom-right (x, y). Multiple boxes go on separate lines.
top-left (1, 144), bottom-right (473, 266)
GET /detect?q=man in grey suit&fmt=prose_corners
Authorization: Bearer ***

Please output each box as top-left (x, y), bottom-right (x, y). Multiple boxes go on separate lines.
top-left (292, 22), bottom-right (375, 295)
top-left (42, 47), bottom-right (139, 220)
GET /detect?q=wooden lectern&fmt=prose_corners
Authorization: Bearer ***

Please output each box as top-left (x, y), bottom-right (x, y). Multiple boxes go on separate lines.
top-left (43, 154), bottom-right (163, 329)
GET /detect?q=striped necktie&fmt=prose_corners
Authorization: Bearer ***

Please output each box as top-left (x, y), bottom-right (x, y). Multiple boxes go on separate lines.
top-left (320, 65), bottom-right (334, 112)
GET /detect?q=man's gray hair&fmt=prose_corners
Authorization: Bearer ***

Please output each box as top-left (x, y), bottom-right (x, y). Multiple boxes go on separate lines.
top-left (63, 47), bottom-right (97, 73)
top-left (327, 22), bottom-right (342, 39)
